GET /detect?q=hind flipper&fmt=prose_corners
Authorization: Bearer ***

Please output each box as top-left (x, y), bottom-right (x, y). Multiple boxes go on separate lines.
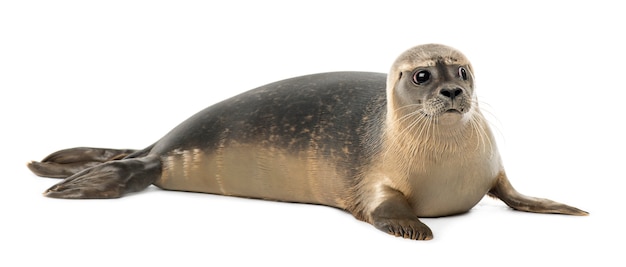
top-left (27, 147), bottom-right (138, 178)
top-left (44, 156), bottom-right (161, 199)
top-left (28, 161), bottom-right (103, 178)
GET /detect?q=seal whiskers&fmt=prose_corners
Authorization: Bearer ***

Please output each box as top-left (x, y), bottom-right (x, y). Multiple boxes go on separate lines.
top-left (467, 110), bottom-right (494, 153)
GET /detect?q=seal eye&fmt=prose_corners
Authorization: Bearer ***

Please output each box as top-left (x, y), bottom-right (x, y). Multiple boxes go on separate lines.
top-left (412, 70), bottom-right (431, 85)
top-left (459, 67), bottom-right (468, 80)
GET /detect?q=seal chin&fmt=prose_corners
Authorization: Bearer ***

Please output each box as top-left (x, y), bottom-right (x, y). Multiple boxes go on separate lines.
top-left (437, 109), bottom-right (465, 125)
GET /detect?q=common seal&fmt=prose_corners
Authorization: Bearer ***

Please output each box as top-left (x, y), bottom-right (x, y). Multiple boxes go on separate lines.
top-left (27, 44), bottom-right (588, 240)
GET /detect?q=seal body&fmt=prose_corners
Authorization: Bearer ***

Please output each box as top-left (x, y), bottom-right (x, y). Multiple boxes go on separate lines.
top-left (152, 72), bottom-right (387, 209)
top-left (28, 44), bottom-right (588, 240)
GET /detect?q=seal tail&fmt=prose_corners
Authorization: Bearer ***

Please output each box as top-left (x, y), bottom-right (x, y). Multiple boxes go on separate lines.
top-left (27, 147), bottom-right (145, 178)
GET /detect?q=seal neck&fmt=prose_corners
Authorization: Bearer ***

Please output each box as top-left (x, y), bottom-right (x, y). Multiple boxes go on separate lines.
top-left (384, 108), bottom-right (494, 158)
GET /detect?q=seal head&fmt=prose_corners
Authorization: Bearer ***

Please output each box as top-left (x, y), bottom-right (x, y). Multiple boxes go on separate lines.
top-left (388, 43), bottom-right (475, 126)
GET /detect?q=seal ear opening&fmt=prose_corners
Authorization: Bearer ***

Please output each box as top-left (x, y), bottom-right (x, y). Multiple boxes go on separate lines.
top-left (388, 71), bottom-right (402, 92)
top-left (385, 70), bottom-right (404, 103)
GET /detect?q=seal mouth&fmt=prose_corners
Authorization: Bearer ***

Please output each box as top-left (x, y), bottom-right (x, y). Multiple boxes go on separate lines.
top-left (444, 108), bottom-right (462, 114)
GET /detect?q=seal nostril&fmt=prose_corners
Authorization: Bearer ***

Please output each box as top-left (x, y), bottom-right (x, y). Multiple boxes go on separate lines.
top-left (440, 88), bottom-right (463, 100)
top-left (453, 89), bottom-right (462, 97)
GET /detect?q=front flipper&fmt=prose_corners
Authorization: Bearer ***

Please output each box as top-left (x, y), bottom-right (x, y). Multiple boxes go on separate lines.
top-left (44, 156), bottom-right (161, 199)
top-left (28, 147), bottom-right (138, 178)
top-left (488, 171), bottom-right (588, 216)
top-left (369, 188), bottom-right (433, 240)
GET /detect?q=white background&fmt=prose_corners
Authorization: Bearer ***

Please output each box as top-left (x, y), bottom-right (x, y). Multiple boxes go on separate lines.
top-left (1, 1), bottom-right (623, 266)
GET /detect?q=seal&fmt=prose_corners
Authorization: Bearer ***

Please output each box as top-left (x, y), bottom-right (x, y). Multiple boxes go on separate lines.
top-left (27, 44), bottom-right (588, 240)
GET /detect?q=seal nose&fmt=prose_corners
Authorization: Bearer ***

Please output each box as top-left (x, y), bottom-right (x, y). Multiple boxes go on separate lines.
top-left (439, 88), bottom-right (463, 100)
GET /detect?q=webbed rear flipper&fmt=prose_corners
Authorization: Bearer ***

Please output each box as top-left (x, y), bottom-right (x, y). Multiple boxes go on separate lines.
top-left (44, 156), bottom-right (161, 199)
top-left (27, 147), bottom-right (139, 178)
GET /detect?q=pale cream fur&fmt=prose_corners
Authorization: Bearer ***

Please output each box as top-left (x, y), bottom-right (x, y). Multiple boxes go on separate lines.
top-left (358, 44), bottom-right (500, 219)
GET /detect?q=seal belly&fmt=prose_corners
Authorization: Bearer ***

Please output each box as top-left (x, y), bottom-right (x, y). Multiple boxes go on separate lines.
top-left (155, 143), bottom-right (349, 209)
top-left (407, 154), bottom-right (500, 217)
